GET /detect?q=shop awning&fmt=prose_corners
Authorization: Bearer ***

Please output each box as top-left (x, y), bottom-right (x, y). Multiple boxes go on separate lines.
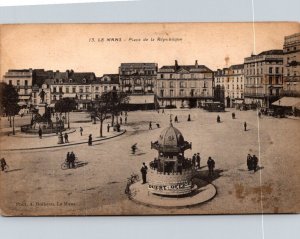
top-left (272, 97), bottom-right (300, 107)
top-left (63, 93), bottom-right (77, 98)
top-left (19, 95), bottom-right (31, 100)
top-left (128, 95), bottom-right (155, 104)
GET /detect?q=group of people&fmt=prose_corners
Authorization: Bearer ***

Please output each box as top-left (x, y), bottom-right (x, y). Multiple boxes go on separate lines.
top-left (247, 154), bottom-right (259, 172)
top-left (192, 153), bottom-right (201, 169)
top-left (66, 152), bottom-right (76, 169)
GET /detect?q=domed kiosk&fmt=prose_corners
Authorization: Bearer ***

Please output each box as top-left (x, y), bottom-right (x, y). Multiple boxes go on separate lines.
top-left (129, 118), bottom-right (217, 209)
top-left (149, 121), bottom-right (194, 195)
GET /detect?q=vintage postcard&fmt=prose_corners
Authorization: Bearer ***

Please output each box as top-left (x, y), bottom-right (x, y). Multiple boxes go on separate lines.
top-left (0, 22), bottom-right (299, 216)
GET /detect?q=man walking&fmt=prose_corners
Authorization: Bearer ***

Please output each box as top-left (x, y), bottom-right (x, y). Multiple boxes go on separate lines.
top-left (217, 115), bottom-right (221, 123)
top-left (196, 153), bottom-right (201, 169)
top-left (140, 162), bottom-right (148, 184)
top-left (38, 127), bottom-right (42, 139)
top-left (244, 121), bottom-right (247, 131)
top-left (247, 154), bottom-right (252, 171)
top-left (192, 154), bottom-right (196, 167)
top-left (207, 156), bottom-right (215, 177)
top-left (80, 127), bottom-right (83, 136)
top-left (107, 124), bottom-right (110, 133)
top-left (64, 133), bottom-right (69, 143)
top-left (149, 121), bottom-right (152, 130)
top-left (125, 116), bottom-right (127, 124)
top-left (252, 155), bottom-right (258, 172)
top-left (120, 117), bottom-right (123, 125)
top-left (88, 134), bottom-right (92, 146)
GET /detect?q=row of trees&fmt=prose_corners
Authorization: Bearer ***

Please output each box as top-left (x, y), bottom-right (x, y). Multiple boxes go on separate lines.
top-left (89, 91), bottom-right (129, 137)
top-left (0, 82), bottom-right (20, 135)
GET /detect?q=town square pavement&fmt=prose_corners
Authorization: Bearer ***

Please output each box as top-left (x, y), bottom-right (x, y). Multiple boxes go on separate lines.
top-left (0, 109), bottom-right (299, 215)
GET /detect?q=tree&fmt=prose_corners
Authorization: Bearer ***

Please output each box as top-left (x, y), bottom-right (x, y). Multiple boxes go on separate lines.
top-left (0, 82), bottom-right (20, 135)
top-left (109, 90), bottom-right (129, 126)
top-left (90, 92), bottom-right (112, 137)
top-left (55, 98), bottom-right (77, 129)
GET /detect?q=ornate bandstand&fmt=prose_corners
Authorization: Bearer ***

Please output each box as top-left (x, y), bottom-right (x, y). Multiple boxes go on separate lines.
top-left (149, 120), bottom-right (195, 196)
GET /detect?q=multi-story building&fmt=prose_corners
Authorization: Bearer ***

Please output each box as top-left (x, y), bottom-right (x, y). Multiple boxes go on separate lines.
top-left (283, 33), bottom-right (300, 96)
top-left (244, 50), bottom-right (284, 107)
top-left (3, 69), bottom-right (33, 107)
top-left (156, 60), bottom-right (214, 108)
top-left (46, 70), bottom-right (96, 110)
top-left (214, 64), bottom-right (244, 107)
top-left (119, 63), bottom-right (157, 94)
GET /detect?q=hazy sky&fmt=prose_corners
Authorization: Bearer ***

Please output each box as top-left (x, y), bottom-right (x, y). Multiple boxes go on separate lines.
top-left (1, 22), bottom-right (299, 78)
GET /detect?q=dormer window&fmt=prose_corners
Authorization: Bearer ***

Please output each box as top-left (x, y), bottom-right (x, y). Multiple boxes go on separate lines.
top-left (82, 78), bottom-right (86, 83)
top-left (59, 79), bottom-right (63, 84)
top-left (69, 79), bottom-right (73, 83)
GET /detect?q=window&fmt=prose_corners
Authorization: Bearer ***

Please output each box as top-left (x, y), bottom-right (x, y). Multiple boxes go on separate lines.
top-left (95, 87), bottom-right (99, 91)
top-left (170, 89), bottom-right (174, 97)
top-left (170, 74), bottom-right (173, 79)
top-left (59, 87), bottom-right (63, 93)
top-left (180, 81), bottom-right (185, 88)
top-left (53, 87), bottom-right (57, 93)
top-left (9, 80), bottom-right (12, 85)
top-left (170, 81), bottom-right (174, 88)
top-left (25, 80), bottom-right (28, 86)
top-left (269, 76), bottom-right (272, 85)
top-left (269, 67), bottom-right (273, 74)
top-left (180, 89), bottom-right (184, 96)
top-left (17, 80), bottom-right (20, 86)
top-left (66, 87), bottom-right (69, 93)
top-left (161, 82), bottom-right (165, 88)
top-left (79, 88), bottom-right (83, 93)
top-left (72, 87), bottom-right (76, 93)
top-left (86, 86), bottom-right (90, 92)
top-left (160, 74), bottom-right (164, 79)
top-left (104, 86), bottom-right (108, 92)
top-left (275, 67), bottom-right (279, 74)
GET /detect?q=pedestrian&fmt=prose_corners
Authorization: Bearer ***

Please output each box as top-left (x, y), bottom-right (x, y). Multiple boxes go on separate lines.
top-left (244, 121), bottom-right (247, 131)
top-left (140, 162), bottom-right (148, 184)
top-left (162, 109), bottom-right (165, 114)
top-left (252, 155), bottom-right (258, 172)
top-left (66, 152), bottom-right (71, 168)
top-left (88, 134), bottom-right (92, 146)
top-left (125, 111), bottom-right (128, 116)
top-left (207, 156), bottom-right (215, 177)
top-left (0, 158), bottom-right (7, 171)
top-left (258, 111), bottom-right (262, 118)
top-left (217, 115), bottom-right (221, 123)
top-left (247, 154), bottom-right (252, 171)
top-left (156, 123), bottom-right (160, 128)
top-left (175, 115), bottom-right (178, 123)
top-left (187, 114), bottom-right (191, 121)
top-left (232, 112), bottom-right (235, 119)
top-left (107, 123), bottom-right (110, 132)
top-left (38, 127), bottom-right (42, 139)
top-left (80, 127), bottom-right (83, 136)
top-left (149, 121), bottom-right (152, 130)
top-left (70, 151), bottom-right (76, 168)
top-left (192, 154), bottom-right (196, 167)
top-left (125, 116), bottom-right (127, 124)
top-left (196, 153), bottom-right (201, 169)
top-left (120, 117), bottom-right (123, 125)
top-left (64, 133), bottom-right (69, 143)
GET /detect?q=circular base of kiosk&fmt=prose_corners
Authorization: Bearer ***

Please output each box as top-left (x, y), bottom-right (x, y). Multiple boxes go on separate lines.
top-left (129, 179), bottom-right (217, 208)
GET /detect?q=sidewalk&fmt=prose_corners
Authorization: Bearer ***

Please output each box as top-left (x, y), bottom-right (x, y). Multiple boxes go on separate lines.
top-left (0, 122), bottom-right (126, 151)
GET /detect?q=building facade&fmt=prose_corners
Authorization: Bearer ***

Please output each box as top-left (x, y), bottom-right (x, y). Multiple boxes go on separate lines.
top-left (156, 60), bottom-right (214, 108)
top-left (244, 50), bottom-right (284, 107)
top-left (283, 33), bottom-right (300, 96)
top-left (214, 64), bottom-right (244, 107)
top-left (3, 69), bottom-right (33, 107)
top-left (119, 63), bottom-right (157, 94)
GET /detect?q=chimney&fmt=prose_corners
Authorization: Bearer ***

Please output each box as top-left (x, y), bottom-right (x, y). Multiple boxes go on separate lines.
top-left (195, 60), bottom-right (198, 68)
top-left (175, 60), bottom-right (179, 70)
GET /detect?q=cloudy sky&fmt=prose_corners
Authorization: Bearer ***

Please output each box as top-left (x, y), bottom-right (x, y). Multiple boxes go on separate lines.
top-left (1, 22), bottom-right (299, 77)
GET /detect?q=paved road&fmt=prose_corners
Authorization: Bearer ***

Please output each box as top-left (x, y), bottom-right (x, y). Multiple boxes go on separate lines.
top-left (1, 109), bottom-right (299, 215)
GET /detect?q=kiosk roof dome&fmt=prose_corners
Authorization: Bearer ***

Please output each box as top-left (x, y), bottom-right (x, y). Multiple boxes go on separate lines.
top-left (158, 124), bottom-right (185, 147)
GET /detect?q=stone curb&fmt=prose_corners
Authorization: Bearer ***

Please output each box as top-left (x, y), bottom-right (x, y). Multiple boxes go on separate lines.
top-left (1, 130), bottom-right (126, 152)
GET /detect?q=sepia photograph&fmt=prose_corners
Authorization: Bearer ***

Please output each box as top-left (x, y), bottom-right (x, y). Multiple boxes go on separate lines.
top-left (0, 22), bottom-right (299, 216)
